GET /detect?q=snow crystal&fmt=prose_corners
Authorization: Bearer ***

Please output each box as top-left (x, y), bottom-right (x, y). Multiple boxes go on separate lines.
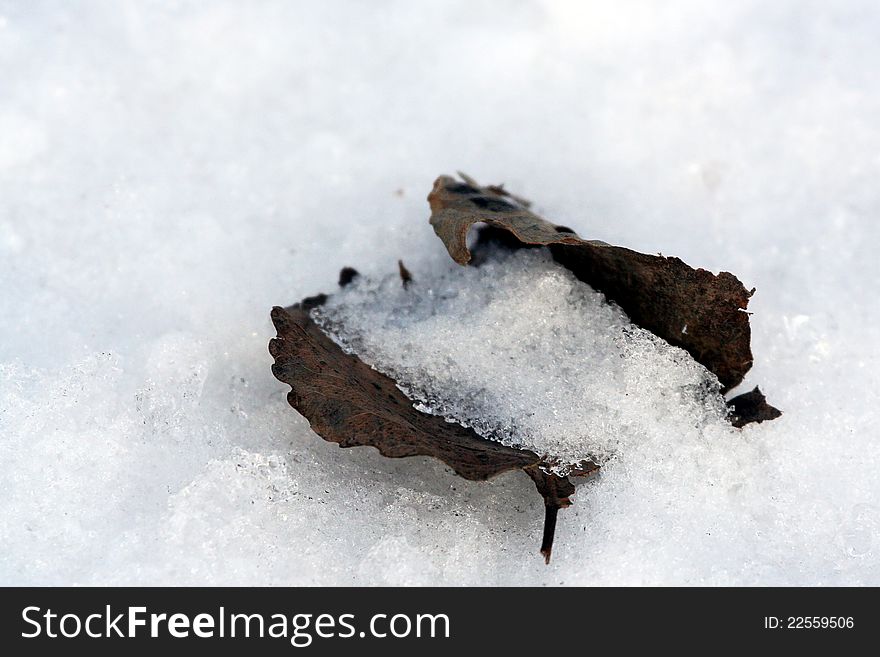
top-left (315, 248), bottom-right (729, 470)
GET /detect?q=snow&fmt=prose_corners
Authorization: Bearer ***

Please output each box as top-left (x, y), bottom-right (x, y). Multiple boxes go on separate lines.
top-left (314, 248), bottom-right (728, 471)
top-left (1, 0), bottom-right (879, 585)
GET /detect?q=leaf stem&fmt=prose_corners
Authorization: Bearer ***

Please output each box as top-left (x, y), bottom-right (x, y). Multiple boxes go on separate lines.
top-left (540, 503), bottom-right (559, 564)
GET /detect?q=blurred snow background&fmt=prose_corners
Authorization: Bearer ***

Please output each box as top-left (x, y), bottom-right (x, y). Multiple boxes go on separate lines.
top-left (1, 0), bottom-right (878, 585)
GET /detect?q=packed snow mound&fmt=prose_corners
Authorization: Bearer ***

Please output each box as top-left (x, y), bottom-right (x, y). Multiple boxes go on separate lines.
top-left (315, 249), bottom-right (729, 470)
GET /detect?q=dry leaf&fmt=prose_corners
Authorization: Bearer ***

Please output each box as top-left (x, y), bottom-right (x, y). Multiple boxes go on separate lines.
top-left (269, 173), bottom-right (780, 564)
top-left (727, 386), bottom-right (783, 428)
top-left (269, 295), bottom-right (597, 562)
top-left (429, 173), bottom-right (757, 393)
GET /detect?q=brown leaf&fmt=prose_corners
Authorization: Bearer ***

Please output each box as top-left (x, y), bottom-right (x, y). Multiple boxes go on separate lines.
top-left (727, 386), bottom-right (783, 428)
top-left (269, 296), bottom-right (597, 561)
top-left (397, 260), bottom-right (413, 288)
top-left (270, 173), bottom-right (780, 565)
top-left (429, 173), bottom-right (756, 393)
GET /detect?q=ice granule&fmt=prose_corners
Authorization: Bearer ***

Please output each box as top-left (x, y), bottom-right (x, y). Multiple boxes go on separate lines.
top-left (314, 248), bottom-right (731, 470)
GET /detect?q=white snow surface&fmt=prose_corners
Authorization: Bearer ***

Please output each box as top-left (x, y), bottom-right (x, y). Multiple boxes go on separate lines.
top-left (314, 249), bottom-right (729, 471)
top-left (1, 0), bottom-right (879, 585)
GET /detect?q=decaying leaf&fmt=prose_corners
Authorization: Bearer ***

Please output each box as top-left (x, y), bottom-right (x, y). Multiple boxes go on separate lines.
top-left (269, 298), bottom-right (597, 562)
top-left (269, 173), bottom-right (780, 562)
top-left (429, 173), bottom-right (757, 393)
top-left (397, 260), bottom-right (413, 288)
top-left (727, 386), bottom-right (783, 428)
